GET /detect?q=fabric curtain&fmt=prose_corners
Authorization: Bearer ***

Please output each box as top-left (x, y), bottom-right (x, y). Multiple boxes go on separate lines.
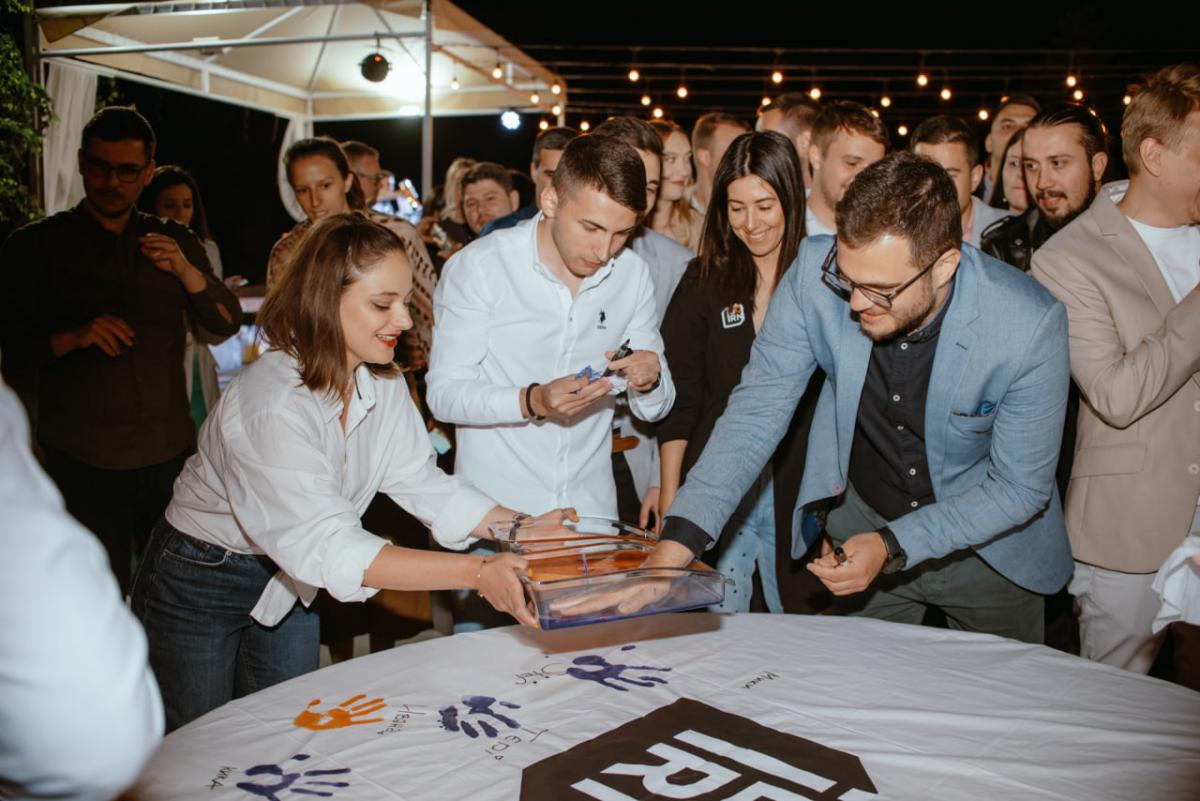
top-left (42, 62), bottom-right (98, 215)
top-left (277, 116), bottom-right (313, 223)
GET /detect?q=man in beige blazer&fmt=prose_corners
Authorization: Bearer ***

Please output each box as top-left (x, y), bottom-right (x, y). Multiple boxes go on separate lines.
top-left (1032, 64), bottom-right (1200, 673)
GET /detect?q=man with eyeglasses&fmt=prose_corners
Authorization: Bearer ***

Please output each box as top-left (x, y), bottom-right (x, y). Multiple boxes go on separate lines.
top-left (0, 106), bottom-right (241, 594)
top-left (629, 151), bottom-right (1073, 642)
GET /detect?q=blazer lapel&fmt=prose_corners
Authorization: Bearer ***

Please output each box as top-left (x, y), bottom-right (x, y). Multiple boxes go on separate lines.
top-left (926, 256), bottom-right (981, 482)
top-left (1092, 187), bottom-right (1178, 320)
top-left (835, 308), bottom-right (872, 479)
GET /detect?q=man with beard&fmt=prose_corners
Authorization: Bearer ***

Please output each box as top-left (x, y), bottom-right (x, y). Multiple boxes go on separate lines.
top-left (1032, 64), bottom-right (1200, 674)
top-left (0, 106), bottom-right (240, 593)
top-left (981, 106), bottom-right (1109, 272)
top-left (625, 152), bottom-right (1072, 642)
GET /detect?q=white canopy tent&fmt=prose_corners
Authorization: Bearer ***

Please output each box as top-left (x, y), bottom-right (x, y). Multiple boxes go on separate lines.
top-left (34, 0), bottom-right (568, 207)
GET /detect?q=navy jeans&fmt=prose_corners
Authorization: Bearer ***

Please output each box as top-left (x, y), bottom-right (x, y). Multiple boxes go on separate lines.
top-left (132, 518), bottom-right (319, 732)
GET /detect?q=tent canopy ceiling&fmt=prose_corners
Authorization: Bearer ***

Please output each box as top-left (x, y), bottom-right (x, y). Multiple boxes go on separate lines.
top-left (35, 0), bottom-right (567, 121)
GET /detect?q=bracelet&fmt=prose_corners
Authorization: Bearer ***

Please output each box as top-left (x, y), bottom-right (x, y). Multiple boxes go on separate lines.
top-left (524, 383), bottom-right (545, 421)
top-left (475, 556), bottom-right (491, 595)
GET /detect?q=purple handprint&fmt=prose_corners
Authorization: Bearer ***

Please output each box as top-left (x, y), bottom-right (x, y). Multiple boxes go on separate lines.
top-left (235, 754), bottom-right (350, 800)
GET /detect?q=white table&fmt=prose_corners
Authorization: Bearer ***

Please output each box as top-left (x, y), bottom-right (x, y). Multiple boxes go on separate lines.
top-left (132, 613), bottom-right (1200, 800)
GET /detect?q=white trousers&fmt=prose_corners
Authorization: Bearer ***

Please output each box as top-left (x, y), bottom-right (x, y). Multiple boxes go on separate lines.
top-left (1071, 562), bottom-right (1164, 673)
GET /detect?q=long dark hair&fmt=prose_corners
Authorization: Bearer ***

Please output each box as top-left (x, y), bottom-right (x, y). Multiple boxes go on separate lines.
top-left (284, 136), bottom-right (367, 212)
top-left (141, 165), bottom-right (212, 240)
top-left (695, 131), bottom-right (805, 310)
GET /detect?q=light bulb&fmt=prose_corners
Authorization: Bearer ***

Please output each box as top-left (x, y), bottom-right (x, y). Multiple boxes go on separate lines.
top-left (1066, 74), bottom-right (1077, 88)
top-left (538, 120), bottom-right (549, 131)
top-left (551, 104), bottom-right (562, 116)
top-left (450, 77), bottom-right (460, 91)
top-left (1073, 89), bottom-right (1084, 101)
top-left (1123, 94), bottom-right (1132, 105)
top-left (641, 94), bottom-right (651, 107)
top-left (771, 70), bottom-right (783, 84)
top-left (809, 86), bottom-right (821, 100)
top-left (978, 109), bottom-right (989, 121)
top-left (917, 73), bottom-right (929, 87)
top-left (940, 87), bottom-right (952, 101)
top-left (579, 120), bottom-right (590, 132)
top-left (492, 63), bottom-right (503, 80)
top-left (761, 96), bottom-right (771, 106)
top-left (652, 107), bottom-right (664, 119)
top-left (880, 95), bottom-right (892, 108)
top-left (628, 68), bottom-right (640, 82)
top-left (500, 110), bottom-right (520, 130)
top-left (530, 92), bottom-right (540, 104)
top-left (898, 124), bottom-right (909, 136)
top-left (676, 85), bottom-right (688, 99)
top-left (869, 108), bottom-right (879, 118)
top-left (551, 83), bottom-right (561, 95)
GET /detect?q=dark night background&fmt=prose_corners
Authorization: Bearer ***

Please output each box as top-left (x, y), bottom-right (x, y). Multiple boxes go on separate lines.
top-left (11, 1), bottom-right (1200, 282)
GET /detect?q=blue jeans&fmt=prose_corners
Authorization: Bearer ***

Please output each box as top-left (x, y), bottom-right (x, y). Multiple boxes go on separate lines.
top-left (131, 518), bottom-right (319, 732)
top-left (713, 469), bottom-right (783, 613)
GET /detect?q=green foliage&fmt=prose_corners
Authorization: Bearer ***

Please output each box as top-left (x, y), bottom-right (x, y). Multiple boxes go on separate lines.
top-left (0, 4), bottom-right (53, 230)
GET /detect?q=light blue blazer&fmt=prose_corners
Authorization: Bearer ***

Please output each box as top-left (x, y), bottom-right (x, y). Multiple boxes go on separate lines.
top-left (668, 236), bottom-right (1073, 594)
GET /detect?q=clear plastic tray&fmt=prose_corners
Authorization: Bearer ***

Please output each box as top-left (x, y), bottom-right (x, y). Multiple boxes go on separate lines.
top-left (488, 516), bottom-right (732, 629)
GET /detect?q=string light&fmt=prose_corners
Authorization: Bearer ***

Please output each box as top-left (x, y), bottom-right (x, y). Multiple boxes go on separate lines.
top-left (1073, 88), bottom-right (1084, 101)
top-left (1123, 94), bottom-right (1133, 105)
top-left (652, 106), bottom-right (664, 119)
top-left (551, 83), bottom-right (561, 95)
top-left (897, 124), bottom-right (909, 136)
top-left (492, 63), bottom-right (503, 80)
top-left (551, 104), bottom-right (562, 116)
top-left (771, 70), bottom-right (783, 84)
top-left (869, 108), bottom-right (880, 118)
top-left (761, 96), bottom-right (772, 106)
top-left (880, 95), bottom-right (892, 108)
top-left (529, 92), bottom-right (540, 104)
top-left (641, 94), bottom-right (651, 107)
top-left (940, 86), bottom-right (952, 101)
top-left (917, 73), bottom-right (929, 87)
top-left (450, 76), bottom-right (460, 91)
top-left (978, 109), bottom-right (990, 121)
top-left (579, 120), bottom-right (591, 132)
top-left (628, 68), bottom-right (640, 82)
top-left (1066, 74), bottom-right (1078, 88)
top-left (676, 84), bottom-right (688, 99)
top-left (538, 120), bottom-right (549, 131)
top-left (809, 86), bottom-right (821, 100)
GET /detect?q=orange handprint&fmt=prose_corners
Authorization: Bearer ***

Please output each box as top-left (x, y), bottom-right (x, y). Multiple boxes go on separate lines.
top-left (293, 694), bottom-right (387, 731)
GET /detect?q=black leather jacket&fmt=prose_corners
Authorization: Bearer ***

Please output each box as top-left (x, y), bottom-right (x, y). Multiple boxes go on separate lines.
top-left (980, 208), bottom-right (1053, 272)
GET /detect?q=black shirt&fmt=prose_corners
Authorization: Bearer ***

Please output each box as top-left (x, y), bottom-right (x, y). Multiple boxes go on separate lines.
top-left (0, 203), bottom-right (242, 469)
top-left (847, 280), bottom-right (956, 521)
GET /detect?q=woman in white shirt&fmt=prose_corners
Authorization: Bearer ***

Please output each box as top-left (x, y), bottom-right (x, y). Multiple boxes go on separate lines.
top-left (132, 212), bottom-right (558, 732)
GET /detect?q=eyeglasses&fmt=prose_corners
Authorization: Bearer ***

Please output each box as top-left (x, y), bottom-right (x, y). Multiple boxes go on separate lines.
top-left (353, 170), bottom-right (385, 183)
top-left (81, 154), bottom-right (148, 184)
top-left (820, 243), bottom-right (942, 311)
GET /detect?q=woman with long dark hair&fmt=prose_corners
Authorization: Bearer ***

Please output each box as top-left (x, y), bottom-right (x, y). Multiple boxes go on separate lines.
top-left (988, 127), bottom-right (1029, 213)
top-left (657, 131), bottom-right (807, 612)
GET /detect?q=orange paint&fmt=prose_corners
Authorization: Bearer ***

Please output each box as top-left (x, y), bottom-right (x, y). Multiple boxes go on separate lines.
top-left (293, 694), bottom-right (387, 731)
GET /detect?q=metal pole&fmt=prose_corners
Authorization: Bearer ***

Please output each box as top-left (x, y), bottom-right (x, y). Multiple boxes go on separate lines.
top-left (46, 30), bottom-right (425, 58)
top-left (421, 0), bottom-right (433, 204)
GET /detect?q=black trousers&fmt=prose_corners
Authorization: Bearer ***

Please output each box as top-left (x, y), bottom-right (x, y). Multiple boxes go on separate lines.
top-left (42, 444), bottom-right (190, 594)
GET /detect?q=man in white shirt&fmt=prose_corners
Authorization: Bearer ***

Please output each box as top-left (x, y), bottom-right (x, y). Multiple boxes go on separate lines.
top-left (0, 371), bottom-right (163, 799)
top-left (429, 134), bottom-right (675, 519)
top-left (911, 115), bottom-right (1010, 247)
top-left (806, 100), bottom-right (889, 238)
top-left (689, 112), bottom-right (750, 215)
top-left (1032, 63), bottom-right (1200, 674)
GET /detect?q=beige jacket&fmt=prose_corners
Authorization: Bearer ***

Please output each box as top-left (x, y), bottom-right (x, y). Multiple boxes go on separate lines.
top-left (1032, 183), bottom-right (1200, 573)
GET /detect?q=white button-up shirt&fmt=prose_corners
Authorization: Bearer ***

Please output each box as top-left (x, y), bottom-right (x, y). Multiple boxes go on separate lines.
top-left (1, 376), bottom-right (163, 798)
top-left (167, 350), bottom-right (497, 626)
top-left (428, 215), bottom-right (675, 518)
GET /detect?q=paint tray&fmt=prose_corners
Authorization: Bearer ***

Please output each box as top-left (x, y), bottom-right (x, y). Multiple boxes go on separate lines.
top-left (489, 516), bottom-right (732, 629)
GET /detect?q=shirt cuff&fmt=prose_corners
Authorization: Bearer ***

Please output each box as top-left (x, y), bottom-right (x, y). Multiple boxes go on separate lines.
top-left (323, 527), bottom-right (389, 604)
top-left (660, 515), bottom-right (712, 559)
top-left (430, 482), bottom-right (498, 550)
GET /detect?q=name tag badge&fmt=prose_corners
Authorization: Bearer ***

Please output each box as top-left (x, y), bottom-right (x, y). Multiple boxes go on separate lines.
top-left (721, 303), bottom-right (745, 329)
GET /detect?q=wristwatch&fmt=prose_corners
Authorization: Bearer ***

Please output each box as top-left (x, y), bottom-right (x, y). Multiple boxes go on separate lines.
top-left (877, 525), bottom-right (908, 574)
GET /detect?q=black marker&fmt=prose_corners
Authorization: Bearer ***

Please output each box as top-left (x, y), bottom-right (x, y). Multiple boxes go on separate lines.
top-left (833, 546), bottom-right (848, 566)
top-left (603, 339), bottom-right (632, 377)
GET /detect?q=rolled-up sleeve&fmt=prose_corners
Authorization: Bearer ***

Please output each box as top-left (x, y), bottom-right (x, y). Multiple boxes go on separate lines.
top-left (380, 390), bottom-right (499, 550)
top-left (427, 253), bottom-right (525, 425)
top-left (223, 410), bottom-right (387, 606)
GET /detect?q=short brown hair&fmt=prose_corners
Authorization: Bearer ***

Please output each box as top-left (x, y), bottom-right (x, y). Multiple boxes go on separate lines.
top-left (911, 114), bottom-right (980, 166)
top-left (1122, 63), bottom-right (1200, 175)
top-left (340, 140), bottom-right (379, 161)
top-left (460, 161), bottom-right (514, 194)
top-left (258, 213), bottom-right (405, 397)
top-left (592, 116), bottom-right (664, 157)
top-left (837, 151), bottom-right (961, 267)
top-left (82, 105), bottom-right (156, 161)
top-left (552, 134), bottom-right (647, 214)
top-left (758, 93), bottom-right (821, 137)
top-left (811, 100), bottom-right (891, 155)
top-left (532, 126), bottom-right (580, 163)
top-left (692, 112), bottom-right (750, 153)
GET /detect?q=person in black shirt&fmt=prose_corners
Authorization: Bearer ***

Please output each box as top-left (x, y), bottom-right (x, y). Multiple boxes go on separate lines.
top-left (658, 131), bottom-right (818, 613)
top-left (0, 106), bottom-right (241, 592)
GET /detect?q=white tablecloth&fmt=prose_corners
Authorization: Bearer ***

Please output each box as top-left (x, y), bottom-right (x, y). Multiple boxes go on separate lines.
top-left (131, 613), bottom-right (1200, 800)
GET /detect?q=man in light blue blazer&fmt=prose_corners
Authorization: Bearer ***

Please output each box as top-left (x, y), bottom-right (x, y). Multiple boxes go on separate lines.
top-left (648, 152), bottom-right (1073, 642)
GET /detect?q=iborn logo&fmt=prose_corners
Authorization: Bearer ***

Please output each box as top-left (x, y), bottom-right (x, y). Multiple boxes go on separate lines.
top-left (720, 303), bottom-right (745, 329)
top-left (521, 698), bottom-right (877, 801)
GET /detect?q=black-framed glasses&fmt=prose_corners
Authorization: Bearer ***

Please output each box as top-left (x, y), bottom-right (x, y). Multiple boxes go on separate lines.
top-left (80, 154), bottom-right (148, 184)
top-left (820, 243), bottom-right (941, 311)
